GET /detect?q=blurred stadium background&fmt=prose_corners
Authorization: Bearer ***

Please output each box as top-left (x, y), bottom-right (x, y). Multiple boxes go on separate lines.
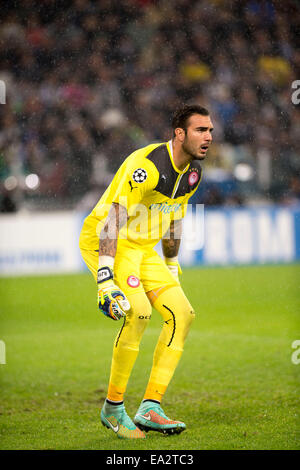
top-left (0, 0), bottom-right (300, 275)
top-left (0, 0), bottom-right (300, 451)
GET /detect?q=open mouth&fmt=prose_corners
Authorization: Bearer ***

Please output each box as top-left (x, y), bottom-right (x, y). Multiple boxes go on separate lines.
top-left (200, 145), bottom-right (209, 151)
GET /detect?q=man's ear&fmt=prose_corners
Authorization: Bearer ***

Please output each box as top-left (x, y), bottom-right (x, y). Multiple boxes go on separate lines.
top-left (175, 127), bottom-right (185, 142)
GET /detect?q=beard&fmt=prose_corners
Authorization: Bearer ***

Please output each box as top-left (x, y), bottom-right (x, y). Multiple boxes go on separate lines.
top-left (182, 138), bottom-right (205, 160)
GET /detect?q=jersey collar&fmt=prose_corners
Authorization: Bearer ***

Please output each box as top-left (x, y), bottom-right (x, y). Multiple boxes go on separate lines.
top-left (167, 140), bottom-right (189, 175)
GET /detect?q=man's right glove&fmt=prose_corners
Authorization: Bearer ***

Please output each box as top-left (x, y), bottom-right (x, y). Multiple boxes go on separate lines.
top-left (97, 266), bottom-right (130, 321)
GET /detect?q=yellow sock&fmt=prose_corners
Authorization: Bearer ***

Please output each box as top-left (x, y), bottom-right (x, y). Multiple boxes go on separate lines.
top-left (107, 342), bottom-right (139, 402)
top-left (144, 341), bottom-right (182, 402)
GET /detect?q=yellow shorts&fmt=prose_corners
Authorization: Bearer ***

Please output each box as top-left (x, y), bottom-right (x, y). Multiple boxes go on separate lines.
top-left (80, 239), bottom-right (179, 297)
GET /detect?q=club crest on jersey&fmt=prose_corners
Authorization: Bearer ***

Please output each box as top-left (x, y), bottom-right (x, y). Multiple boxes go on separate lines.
top-left (127, 275), bottom-right (140, 288)
top-left (132, 168), bottom-right (147, 183)
top-left (188, 171), bottom-right (199, 186)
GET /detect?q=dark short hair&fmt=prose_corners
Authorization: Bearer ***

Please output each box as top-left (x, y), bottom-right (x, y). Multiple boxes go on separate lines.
top-left (171, 104), bottom-right (210, 136)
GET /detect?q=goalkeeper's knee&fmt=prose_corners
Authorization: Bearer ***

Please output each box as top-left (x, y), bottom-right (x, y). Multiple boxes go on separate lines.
top-left (149, 286), bottom-right (195, 351)
top-left (161, 301), bottom-right (195, 351)
top-left (114, 291), bottom-right (152, 348)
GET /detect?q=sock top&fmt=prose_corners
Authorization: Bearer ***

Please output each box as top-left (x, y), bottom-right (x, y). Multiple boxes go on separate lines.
top-left (142, 399), bottom-right (160, 405)
top-left (106, 398), bottom-right (124, 406)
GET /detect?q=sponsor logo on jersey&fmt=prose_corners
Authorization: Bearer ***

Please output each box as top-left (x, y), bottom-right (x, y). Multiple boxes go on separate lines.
top-left (132, 168), bottom-right (147, 183)
top-left (188, 171), bottom-right (199, 186)
top-left (149, 201), bottom-right (182, 213)
top-left (127, 275), bottom-right (140, 288)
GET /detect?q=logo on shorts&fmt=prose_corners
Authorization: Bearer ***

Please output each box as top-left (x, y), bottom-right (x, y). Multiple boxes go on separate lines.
top-left (188, 171), bottom-right (199, 186)
top-left (132, 168), bottom-right (147, 183)
top-left (127, 275), bottom-right (140, 288)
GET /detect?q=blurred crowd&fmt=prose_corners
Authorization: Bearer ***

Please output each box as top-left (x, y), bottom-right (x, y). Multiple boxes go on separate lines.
top-left (0, 0), bottom-right (299, 212)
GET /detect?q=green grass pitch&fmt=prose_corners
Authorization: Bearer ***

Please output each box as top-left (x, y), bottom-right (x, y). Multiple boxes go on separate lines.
top-left (0, 264), bottom-right (299, 450)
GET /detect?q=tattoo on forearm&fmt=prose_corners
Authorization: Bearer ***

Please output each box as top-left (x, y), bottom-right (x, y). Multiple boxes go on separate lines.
top-left (99, 236), bottom-right (117, 258)
top-left (162, 220), bottom-right (182, 258)
top-left (99, 203), bottom-right (128, 257)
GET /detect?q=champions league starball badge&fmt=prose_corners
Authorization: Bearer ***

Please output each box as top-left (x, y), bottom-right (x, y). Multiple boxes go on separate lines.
top-left (132, 168), bottom-right (147, 183)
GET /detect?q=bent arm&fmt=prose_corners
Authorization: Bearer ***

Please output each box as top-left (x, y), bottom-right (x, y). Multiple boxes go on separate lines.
top-left (97, 202), bottom-right (130, 319)
top-left (162, 219), bottom-right (182, 258)
top-left (99, 202), bottom-right (128, 258)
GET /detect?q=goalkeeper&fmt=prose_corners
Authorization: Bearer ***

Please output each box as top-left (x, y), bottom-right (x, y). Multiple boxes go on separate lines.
top-left (79, 104), bottom-right (213, 439)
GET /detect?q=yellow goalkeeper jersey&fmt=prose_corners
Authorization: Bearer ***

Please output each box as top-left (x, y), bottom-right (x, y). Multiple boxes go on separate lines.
top-left (79, 141), bottom-right (202, 251)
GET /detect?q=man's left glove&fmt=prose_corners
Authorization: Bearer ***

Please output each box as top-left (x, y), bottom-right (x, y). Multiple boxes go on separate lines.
top-left (97, 266), bottom-right (130, 321)
top-left (165, 257), bottom-right (182, 281)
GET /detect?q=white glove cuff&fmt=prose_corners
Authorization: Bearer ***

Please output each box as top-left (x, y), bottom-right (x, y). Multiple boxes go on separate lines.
top-left (99, 255), bottom-right (114, 269)
top-left (164, 256), bottom-right (178, 264)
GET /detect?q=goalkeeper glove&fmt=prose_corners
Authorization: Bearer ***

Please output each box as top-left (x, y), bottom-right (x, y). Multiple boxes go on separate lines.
top-left (97, 266), bottom-right (130, 321)
top-left (165, 256), bottom-right (182, 280)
